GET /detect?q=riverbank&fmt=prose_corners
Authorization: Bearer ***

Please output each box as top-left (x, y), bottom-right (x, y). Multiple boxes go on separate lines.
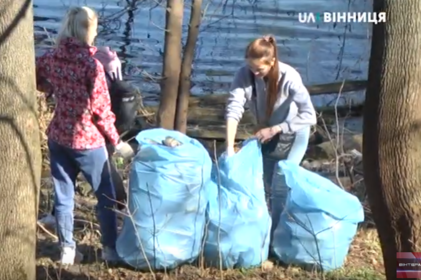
top-left (35, 89), bottom-right (384, 279)
top-left (130, 80), bottom-right (365, 162)
top-left (136, 80), bottom-right (365, 139)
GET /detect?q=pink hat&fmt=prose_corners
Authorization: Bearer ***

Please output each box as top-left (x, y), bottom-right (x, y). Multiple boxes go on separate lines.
top-left (95, 46), bottom-right (123, 81)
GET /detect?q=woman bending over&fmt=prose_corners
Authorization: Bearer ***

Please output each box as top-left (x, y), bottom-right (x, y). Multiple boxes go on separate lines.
top-left (225, 35), bottom-right (317, 229)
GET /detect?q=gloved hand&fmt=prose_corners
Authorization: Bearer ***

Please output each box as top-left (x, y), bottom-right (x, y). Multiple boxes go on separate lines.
top-left (225, 146), bottom-right (235, 157)
top-left (115, 141), bottom-right (134, 159)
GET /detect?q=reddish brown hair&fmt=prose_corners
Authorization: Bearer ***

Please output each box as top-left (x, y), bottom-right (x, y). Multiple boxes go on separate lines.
top-left (245, 35), bottom-right (279, 120)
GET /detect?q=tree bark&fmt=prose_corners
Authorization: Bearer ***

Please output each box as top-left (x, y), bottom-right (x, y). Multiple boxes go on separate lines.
top-left (0, 1), bottom-right (41, 279)
top-left (363, 1), bottom-right (421, 279)
top-left (157, 0), bottom-right (184, 129)
top-left (175, 0), bottom-right (202, 133)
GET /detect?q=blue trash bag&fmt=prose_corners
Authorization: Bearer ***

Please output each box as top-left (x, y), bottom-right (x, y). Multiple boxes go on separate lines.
top-left (272, 160), bottom-right (365, 271)
top-left (203, 138), bottom-right (272, 269)
top-left (116, 128), bottom-right (212, 270)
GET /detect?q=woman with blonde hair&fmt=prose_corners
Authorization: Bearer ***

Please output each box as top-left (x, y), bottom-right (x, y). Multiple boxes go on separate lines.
top-left (225, 35), bottom-right (317, 231)
top-left (36, 6), bottom-right (130, 265)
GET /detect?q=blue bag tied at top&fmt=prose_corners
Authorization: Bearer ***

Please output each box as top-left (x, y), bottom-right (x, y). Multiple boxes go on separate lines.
top-left (116, 128), bottom-right (212, 270)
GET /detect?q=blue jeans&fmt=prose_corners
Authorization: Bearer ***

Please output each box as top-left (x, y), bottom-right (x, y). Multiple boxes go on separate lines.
top-left (48, 140), bottom-right (118, 249)
top-left (263, 126), bottom-right (310, 231)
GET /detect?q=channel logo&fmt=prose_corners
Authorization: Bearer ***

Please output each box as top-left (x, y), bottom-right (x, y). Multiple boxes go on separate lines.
top-left (397, 252), bottom-right (421, 278)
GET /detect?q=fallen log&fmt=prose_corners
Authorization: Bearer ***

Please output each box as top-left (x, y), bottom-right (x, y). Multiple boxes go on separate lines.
top-left (196, 133), bottom-right (363, 161)
top-left (305, 80), bottom-right (366, 95)
top-left (140, 105), bottom-right (363, 140)
top-left (187, 79), bottom-right (366, 108)
top-left (143, 103), bottom-right (363, 125)
top-left (135, 79), bottom-right (366, 141)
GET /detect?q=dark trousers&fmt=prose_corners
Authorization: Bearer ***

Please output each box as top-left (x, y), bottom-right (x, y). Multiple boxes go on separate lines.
top-left (264, 126), bottom-right (310, 233)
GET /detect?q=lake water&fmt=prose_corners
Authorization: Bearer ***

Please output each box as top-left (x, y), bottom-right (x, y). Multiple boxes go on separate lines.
top-left (33, 0), bottom-right (372, 110)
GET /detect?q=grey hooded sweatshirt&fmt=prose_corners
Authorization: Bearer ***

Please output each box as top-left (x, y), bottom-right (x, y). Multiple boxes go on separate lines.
top-left (225, 61), bottom-right (317, 134)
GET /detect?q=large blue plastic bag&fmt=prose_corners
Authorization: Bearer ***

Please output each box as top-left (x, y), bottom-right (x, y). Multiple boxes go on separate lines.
top-left (116, 128), bottom-right (212, 270)
top-left (272, 160), bottom-right (364, 271)
top-left (203, 138), bottom-right (272, 269)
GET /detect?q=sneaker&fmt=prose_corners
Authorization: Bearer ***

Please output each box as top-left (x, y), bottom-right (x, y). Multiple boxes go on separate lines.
top-left (37, 213), bottom-right (56, 228)
top-left (60, 247), bottom-right (84, 265)
top-left (101, 246), bottom-right (120, 262)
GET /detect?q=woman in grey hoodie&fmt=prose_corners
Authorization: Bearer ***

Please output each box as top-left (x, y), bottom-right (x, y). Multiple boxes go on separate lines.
top-left (225, 35), bottom-right (317, 224)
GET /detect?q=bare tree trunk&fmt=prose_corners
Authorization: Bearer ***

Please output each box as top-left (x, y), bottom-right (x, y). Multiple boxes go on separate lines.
top-left (157, 0), bottom-right (184, 129)
top-left (174, 0), bottom-right (202, 133)
top-left (0, 0), bottom-right (41, 279)
top-left (363, 1), bottom-right (421, 279)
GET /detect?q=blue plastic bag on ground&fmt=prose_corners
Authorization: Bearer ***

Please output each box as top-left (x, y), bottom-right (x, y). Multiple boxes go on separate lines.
top-left (204, 139), bottom-right (272, 269)
top-left (116, 128), bottom-right (212, 270)
top-left (272, 160), bottom-right (364, 271)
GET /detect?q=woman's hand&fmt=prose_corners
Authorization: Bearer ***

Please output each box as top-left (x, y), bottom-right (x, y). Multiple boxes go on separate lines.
top-left (115, 141), bottom-right (134, 159)
top-left (255, 126), bottom-right (281, 143)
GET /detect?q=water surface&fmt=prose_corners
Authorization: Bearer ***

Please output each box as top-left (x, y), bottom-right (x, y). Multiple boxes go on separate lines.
top-left (33, 0), bottom-right (372, 109)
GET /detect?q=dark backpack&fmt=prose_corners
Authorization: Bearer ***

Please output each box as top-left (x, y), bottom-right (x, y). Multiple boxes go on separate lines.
top-left (105, 73), bottom-right (140, 136)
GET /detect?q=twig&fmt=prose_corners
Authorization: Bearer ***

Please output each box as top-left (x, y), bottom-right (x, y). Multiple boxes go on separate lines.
top-left (333, 79), bottom-right (346, 188)
top-left (37, 222), bottom-right (58, 240)
top-left (103, 192), bottom-right (156, 279)
top-left (319, 116), bottom-right (344, 189)
top-left (213, 140), bottom-right (223, 279)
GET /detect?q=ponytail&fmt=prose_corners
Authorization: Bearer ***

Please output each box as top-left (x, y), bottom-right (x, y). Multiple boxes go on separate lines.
top-left (245, 34), bottom-right (280, 121)
top-left (264, 36), bottom-right (280, 120)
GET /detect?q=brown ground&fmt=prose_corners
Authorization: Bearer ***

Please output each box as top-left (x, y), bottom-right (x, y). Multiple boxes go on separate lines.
top-left (36, 228), bottom-right (384, 280)
top-left (36, 167), bottom-right (385, 280)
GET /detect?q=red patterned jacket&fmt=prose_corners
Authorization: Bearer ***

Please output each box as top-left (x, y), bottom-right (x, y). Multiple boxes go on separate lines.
top-left (36, 37), bottom-right (120, 150)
